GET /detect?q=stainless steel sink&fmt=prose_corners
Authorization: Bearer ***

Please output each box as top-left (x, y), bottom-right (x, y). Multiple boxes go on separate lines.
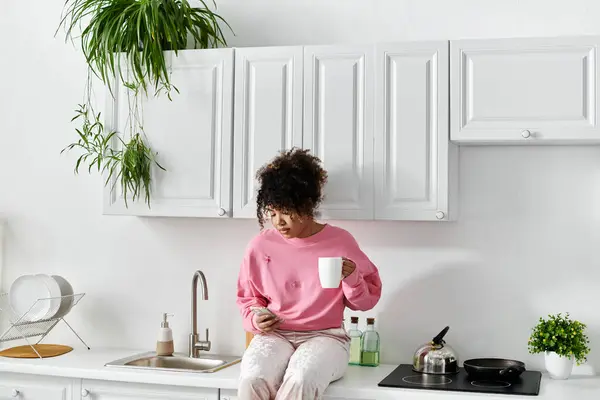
top-left (105, 352), bottom-right (241, 373)
top-left (105, 271), bottom-right (243, 374)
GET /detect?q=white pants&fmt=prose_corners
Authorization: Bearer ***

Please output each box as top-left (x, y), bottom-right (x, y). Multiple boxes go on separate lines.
top-left (238, 328), bottom-right (350, 400)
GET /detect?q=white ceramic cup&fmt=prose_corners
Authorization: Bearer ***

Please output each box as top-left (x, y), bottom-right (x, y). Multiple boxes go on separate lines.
top-left (318, 257), bottom-right (343, 288)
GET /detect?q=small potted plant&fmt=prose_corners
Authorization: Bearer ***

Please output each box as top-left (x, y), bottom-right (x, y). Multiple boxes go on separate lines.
top-left (528, 313), bottom-right (590, 379)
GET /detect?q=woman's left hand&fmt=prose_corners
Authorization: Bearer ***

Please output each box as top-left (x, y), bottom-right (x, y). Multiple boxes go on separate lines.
top-left (342, 257), bottom-right (356, 278)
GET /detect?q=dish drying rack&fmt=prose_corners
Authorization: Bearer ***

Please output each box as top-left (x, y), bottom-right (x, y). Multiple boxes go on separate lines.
top-left (0, 293), bottom-right (89, 358)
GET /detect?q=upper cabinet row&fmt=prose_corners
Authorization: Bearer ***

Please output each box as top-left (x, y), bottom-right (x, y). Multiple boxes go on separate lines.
top-left (104, 41), bottom-right (453, 221)
top-left (103, 35), bottom-right (600, 220)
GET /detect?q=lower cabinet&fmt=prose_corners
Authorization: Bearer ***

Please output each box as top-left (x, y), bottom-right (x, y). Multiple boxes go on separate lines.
top-left (0, 374), bottom-right (218, 400)
top-left (80, 380), bottom-right (218, 400)
top-left (219, 388), bottom-right (368, 400)
top-left (0, 373), bottom-right (74, 400)
top-left (0, 374), bottom-right (367, 400)
top-left (217, 389), bottom-right (238, 400)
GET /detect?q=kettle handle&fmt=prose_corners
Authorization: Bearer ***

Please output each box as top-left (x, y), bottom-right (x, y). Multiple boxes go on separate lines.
top-left (432, 326), bottom-right (450, 345)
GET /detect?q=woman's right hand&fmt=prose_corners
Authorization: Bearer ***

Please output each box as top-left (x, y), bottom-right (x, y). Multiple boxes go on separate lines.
top-left (254, 313), bottom-right (282, 333)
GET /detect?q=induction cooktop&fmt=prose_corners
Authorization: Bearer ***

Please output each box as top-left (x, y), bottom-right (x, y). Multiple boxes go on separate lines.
top-left (378, 364), bottom-right (542, 396)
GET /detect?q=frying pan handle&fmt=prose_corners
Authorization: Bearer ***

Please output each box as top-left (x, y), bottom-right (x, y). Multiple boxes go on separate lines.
top-left (432, 326), bottom-right (450, 345)
top-left (499, 364), bottom-right (526, 376)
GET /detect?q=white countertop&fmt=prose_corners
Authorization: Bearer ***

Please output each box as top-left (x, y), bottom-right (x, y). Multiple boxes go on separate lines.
top-left (0, 348), bottom-right (597, 399)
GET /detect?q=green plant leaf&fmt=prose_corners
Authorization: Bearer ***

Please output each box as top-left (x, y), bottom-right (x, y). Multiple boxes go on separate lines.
top-left (57, 0), bottom-right (233, 93)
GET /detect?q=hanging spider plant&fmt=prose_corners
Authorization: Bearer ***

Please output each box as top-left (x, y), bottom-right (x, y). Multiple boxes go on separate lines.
top-left (61, 74), bottom-right (165, 208)
top-left (57, 0), bottom-right (232, 93)
top-left (56, 0), bottom-right (233, 207)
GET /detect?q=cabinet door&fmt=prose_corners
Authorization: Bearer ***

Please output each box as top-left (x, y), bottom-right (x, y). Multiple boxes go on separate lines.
top-left (219, 389), bottom-right (372, 400)
top-left (233, 46), bottom-right (303, 218)
top-left (0, 373), bottom-right (73, 400)
top-left (218, 389), bottom-right (238, 400)
top-left (303, 45), bottom-right (374, 220)
top-left (451, 36), bottom-right (600, 143)
top-left (80, 380), bottom-right (218, 400)
top-left (374, 42), bottom-right (456, 221)
top-left (103, 48), bottom-right (234, 218)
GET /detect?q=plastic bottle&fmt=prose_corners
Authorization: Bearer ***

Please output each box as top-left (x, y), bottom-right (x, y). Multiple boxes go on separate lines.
top-left (156, 313), bottom-right (174, 356)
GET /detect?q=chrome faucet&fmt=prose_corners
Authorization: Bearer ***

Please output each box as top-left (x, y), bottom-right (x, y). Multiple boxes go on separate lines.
top-left (189, 270), bottom-right (211, 358)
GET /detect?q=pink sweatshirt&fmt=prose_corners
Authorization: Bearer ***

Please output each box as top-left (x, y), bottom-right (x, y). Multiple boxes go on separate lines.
top-left (236, 224), bottom-right (382, 333)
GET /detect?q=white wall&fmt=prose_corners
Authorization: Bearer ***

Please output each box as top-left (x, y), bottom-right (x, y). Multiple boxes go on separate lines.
top-left (1, 0), bottom-right (600, 372)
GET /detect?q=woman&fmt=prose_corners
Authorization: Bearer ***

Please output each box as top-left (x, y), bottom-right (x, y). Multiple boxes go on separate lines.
top-left (236, 148), bottom-right (382, 400)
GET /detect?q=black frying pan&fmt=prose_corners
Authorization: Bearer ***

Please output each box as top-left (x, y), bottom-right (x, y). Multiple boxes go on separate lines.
top-left (463, 358), bottom-right (526, 382)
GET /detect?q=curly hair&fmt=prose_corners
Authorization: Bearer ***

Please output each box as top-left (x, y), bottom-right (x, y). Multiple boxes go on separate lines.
top-left (255, 148), bottom-right (328, 228)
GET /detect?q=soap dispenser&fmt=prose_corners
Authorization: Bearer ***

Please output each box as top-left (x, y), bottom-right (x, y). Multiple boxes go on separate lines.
top-left (156, 313), bottom-right (174, 356)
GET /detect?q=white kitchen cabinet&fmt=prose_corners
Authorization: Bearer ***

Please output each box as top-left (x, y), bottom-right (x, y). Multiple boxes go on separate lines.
top-left (219, 389), bottom-right (370, 400)
top-left (0, 373), bottom-right (74, 400)
top-left (304, 45), bottom-right (375, 220)
top-left (80, 380), bottom-right (218, 400)
top-left (374, 41), bottom-right (457, 221)
top-left (103, 48), bottom-right (234, 217)
top-left (218, 389), bottom-right (237, 400)
top-left (451, 36), bottom-right (600, 144)
top-left (233, 46), bottom-right (303, 218)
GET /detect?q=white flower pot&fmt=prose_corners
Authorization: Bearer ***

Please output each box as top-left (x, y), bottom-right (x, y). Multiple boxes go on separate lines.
top-left (545, 351), bottom-right (573, 379)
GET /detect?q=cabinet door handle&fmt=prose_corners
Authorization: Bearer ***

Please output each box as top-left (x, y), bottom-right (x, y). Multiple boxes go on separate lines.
top-left (81, 388), bottom-right (90, 397)
top-left (11, 389), bottom-right (19, 397)
top-left (435, 211), bottom-right (445, 220)
top-left (218, 208), bottom-right (227, 216)
top-left (521, 129), bottom-right (531, 139)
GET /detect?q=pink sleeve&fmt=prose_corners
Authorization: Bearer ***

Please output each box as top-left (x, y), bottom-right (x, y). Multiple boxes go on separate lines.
top-left (341, 236), bottom-right (382, 311)
top-left (236, 248), bottom-right (267, 334)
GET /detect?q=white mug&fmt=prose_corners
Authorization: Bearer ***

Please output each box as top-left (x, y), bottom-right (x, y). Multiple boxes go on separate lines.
top-left (318, 257), bottom-right (343, 288)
